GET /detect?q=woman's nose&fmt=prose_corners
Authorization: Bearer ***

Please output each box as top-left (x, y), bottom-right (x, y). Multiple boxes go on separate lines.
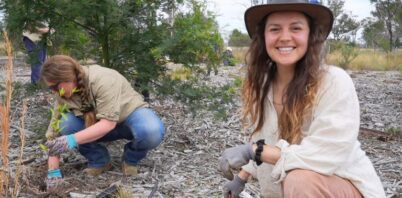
top-left (278, 29), bottom-right (292, 41)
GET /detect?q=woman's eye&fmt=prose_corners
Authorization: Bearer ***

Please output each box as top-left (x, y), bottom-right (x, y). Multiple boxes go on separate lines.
top-left (269, 28), bottom-right (279, 32)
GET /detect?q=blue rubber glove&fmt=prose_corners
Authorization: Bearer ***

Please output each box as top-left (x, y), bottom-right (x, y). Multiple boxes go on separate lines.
top-left (45, 134), bottom-right (78, 156)
top-left (47, 169), bottom-right (62, 178)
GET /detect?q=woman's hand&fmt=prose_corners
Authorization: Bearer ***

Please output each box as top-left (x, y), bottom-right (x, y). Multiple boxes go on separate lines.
top-left (218, 143), bottom-right (254, 180)
top-left (45, 134), bottom-right (78, 156)
top-left (222, 175), bottom-right (247, 198)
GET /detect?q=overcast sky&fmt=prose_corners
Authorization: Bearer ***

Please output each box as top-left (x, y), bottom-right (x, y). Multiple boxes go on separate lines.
top-left (206, 0), bottom-right (375, 42)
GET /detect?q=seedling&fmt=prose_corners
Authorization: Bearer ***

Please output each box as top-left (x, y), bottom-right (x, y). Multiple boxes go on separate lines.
top-left (72, 87), bottom-right (80, 94)
top-left (58, 88), bottom-right (65, 97)
top-left (41, 87), bottom-right (78, 152)
top-left (39, 104), bottom-right (70, 152)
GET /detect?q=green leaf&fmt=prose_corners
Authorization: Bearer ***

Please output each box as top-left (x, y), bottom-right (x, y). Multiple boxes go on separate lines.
top-left (39, 144), bottom-right (49, 152)
top-left (72, 87), bottom-right (80, 94)
top-left (58, 88), bottom-right (65, 97)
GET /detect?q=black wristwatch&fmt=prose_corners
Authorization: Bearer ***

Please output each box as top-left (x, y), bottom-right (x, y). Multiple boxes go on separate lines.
top-left (254, 139), bottom-right (265, 166)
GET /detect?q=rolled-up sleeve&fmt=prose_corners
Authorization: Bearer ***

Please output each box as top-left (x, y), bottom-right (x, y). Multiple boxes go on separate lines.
top-left (271, 68), bottom-right (360, 183)
top-left (92, 74), bottom-right (121, 122)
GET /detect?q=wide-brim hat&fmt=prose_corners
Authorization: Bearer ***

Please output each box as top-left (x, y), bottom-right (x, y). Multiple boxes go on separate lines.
top-left (244, 0), bottom-right (334, 39)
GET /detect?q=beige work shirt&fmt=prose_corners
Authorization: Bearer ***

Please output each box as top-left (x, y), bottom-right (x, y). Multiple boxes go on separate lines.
top-left (46, 65), bottom-right (147, 134)
top-left (242, 66), bottom-right (386, 198)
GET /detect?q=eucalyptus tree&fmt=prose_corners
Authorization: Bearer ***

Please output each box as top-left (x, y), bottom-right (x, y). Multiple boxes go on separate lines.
top-left (327, 0), bottom-right (360, 42)
top-left (1, 0), bottom-right (224, 95)
top-left (369, 0), bottom-right (402, 52)
top-left (1, 1), bottom-right (167, 95)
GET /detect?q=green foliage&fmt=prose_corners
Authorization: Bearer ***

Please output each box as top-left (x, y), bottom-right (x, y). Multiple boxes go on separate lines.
top-left (327, 0), bottom-right (360, 42)
top-left (39, 144), bottom-right (49, 152)
top-left (233, 76), bottom-right (243, 88)
top-left (368, 0), bottom-right (402, 52)
top-left (159, 0), bottom-right (224, 75)
top-left (332, 13), bottom-right (359, 42)
top-left (58, 88), bottom-right (65, 97)
top-left (387, 127), bottom-right (401, 137)
top-left (49, 104), bottom-right (70, 134)
top-left (156, 76), bottom-right (239, 120)
top-left (169, 67), bottom-right (192, 81)
top-left (228, 29), bottom-right (250, 47)
top-left (362, 19), bottom-right (385, 49)
top-left (72, 87), bottom-right (80, 94)
top-left (1, 0), bottom-right (183, 93)
top-left (337, 42), bottom-right (359, 69)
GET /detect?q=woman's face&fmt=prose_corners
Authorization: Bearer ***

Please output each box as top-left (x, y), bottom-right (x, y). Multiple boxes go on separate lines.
top-left (46, 80), bottom-right (77, 99)
top-left (264, 11), bottom-right (310, 68)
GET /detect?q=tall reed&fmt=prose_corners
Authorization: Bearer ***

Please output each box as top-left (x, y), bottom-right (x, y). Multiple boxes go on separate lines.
top-left (0, 31), bottom-right (14, 198)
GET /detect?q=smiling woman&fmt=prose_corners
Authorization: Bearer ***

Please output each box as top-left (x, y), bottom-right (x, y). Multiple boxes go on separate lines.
top-left (264, 12), bottom-right (310, 70)
top-left (217, 0), bottom-right (386, 198)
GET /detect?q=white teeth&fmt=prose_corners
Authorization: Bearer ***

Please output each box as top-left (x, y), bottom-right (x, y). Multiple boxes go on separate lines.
top-left (278, 47), bottom-right (293, 52)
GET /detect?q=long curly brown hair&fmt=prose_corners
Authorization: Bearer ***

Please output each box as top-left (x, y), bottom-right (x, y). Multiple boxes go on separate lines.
top-left (41, 55), bottom-right (96, 128)
top-left (242, 13), bottom-right (327, 144)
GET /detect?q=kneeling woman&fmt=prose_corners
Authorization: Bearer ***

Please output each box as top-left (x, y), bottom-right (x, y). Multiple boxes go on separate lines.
top-left (42, 55), bottom-right (164, 188)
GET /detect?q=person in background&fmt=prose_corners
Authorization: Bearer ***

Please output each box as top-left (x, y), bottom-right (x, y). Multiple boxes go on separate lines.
top-left (222, 47), bottom-right (235, 66)
top-left (41, 55), bottom-right (165, 190)
top-left (22, 21), bottom-right (50, 84)
top-left (218, 0), bottom-right (385, 197)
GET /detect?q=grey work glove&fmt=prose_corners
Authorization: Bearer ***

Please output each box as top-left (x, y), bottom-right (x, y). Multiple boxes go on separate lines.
top-left (45, 176), bottom-right (64, 191)
top-left (218, 143), bottom-right (254, 180)
top-left (45, 129), bottom-right (57, 140)
top-left (223, 175), bottom-right (247, 198)
top-left (45, 135), bottom-right (76, 156)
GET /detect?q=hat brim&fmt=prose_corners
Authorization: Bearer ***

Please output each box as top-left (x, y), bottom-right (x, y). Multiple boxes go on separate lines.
top-left (245, 3), bottom-right (334, 39)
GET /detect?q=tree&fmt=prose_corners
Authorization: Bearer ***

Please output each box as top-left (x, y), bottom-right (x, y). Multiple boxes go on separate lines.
top-left (362, 18), bottom-right (386, 49)
top-left (1, 0), bottom-right (181, 91)
top-left (327, 0), bottom-right (360, 42)
top-left (228, 29), bottom-right (250, 47)
top-left (370, 0), bottom-right (402, 52)
top-left (160, 0), bottom-right (223, 75)
top-left (327, 0), bottom-right (344, 19)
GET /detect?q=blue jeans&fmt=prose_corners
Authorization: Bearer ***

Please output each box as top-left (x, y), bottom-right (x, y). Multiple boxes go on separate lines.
top-left (60, 108), bottom-right (165, 168)
top-left (22, 36), bottom-right (46, 84)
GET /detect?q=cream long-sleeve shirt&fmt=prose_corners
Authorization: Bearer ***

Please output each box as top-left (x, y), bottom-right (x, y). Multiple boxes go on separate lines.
top-left (242, 66), bottom-right (385, 198)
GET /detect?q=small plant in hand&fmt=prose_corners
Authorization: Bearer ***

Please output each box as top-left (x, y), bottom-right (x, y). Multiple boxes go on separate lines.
top-left (39, 87), bottom-right (74, 151)
top-left (39, 103), bottom-right (70, 151)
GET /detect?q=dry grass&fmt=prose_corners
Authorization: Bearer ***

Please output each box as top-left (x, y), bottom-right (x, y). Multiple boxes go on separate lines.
top-left (114, 187), bottom-right (134, 198)
top-left (231, 47), bottom-right (402, 71)
top-left (326, 49), bottom-right (402, 70)
top-left (168, 67), bottom-right (192, 81)
top-left (0, 32), bottom-right (13, 198)
top-left (0, 32), bottom-right (15, 198)
top-left (232, 47), bottom-right (248, 65)
top-left (12, 101), bottom-right (27, 197)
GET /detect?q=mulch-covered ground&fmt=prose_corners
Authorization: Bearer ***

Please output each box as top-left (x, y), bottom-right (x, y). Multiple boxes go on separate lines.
top-left (2, 62), bottom-right (401, 197)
